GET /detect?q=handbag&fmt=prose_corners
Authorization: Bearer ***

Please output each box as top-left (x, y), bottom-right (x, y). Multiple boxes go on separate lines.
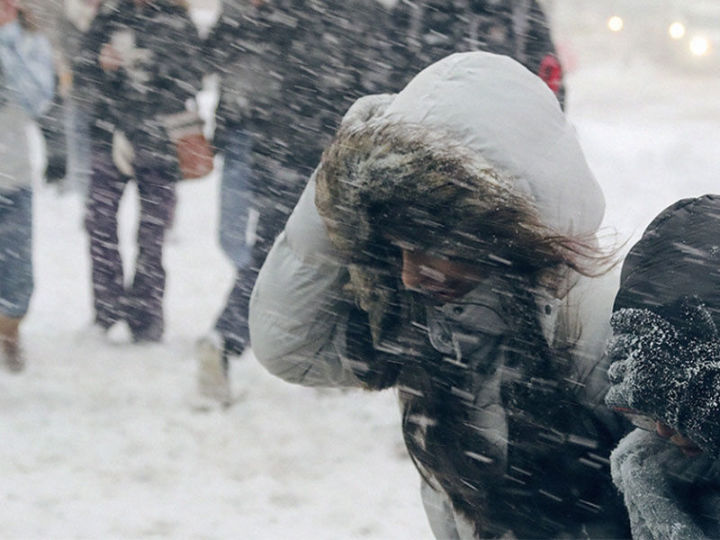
top-left (161, 110), bottom-right (214, 180)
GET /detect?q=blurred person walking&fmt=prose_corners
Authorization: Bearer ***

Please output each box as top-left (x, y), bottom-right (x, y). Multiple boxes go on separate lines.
top-left (76, 0), bottom-right (205, 343)
top-left (195, 0), bottom-right (390, 403)
top-left (0, 0), bottom-right (55, 371)
top-left (20, 0), bottom-right (67, 184)
top-left (56, 0), bottom-right (104, 193)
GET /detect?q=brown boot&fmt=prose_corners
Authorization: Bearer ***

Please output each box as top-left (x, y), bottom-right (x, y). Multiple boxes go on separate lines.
top-left (0, 314), bottom-right (24, 373)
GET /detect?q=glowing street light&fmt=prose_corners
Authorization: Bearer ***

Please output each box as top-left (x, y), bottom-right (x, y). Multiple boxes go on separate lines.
top-left (689, 35), bottom-right (710, 56)
top-left (608, 16), bottom-right (624, 33)
top-left (668, 22), bottom-right (686, 40)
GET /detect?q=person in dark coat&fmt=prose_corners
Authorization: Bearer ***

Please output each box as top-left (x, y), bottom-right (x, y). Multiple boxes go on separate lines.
top-left (23, 0), bottom-right (69, 184)
top-left (28, 0), bottom-right (103, 190)
top-left (77, 0), bottom-right (204, 342)
top-left (388, 0), bottom-right (566, 106)
top-left (605, 194), bottom-right (720, 539)
top-left (195, 0), bottom-right (391, 403)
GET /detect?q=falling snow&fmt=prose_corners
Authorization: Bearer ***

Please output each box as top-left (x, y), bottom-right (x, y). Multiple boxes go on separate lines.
top-left (2, 0), bottom-right (720, 538)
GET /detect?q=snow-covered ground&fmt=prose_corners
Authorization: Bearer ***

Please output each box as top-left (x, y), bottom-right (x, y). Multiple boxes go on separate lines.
top-left (3, 4), bottom-right (720, 539)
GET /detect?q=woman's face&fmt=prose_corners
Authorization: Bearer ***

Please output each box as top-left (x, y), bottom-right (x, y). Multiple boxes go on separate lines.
top-left (400, 249), bottom-right (486, 302)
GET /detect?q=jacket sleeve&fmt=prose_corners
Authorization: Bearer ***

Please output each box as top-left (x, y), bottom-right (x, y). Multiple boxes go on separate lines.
top-left (248, 172), bottom-right (365, 388)
top-left (0, 21), bottom-right (54, 118)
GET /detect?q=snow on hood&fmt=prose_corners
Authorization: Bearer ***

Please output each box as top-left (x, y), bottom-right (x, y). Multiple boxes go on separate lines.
top-left (381, 52), bottom-right (605, 237)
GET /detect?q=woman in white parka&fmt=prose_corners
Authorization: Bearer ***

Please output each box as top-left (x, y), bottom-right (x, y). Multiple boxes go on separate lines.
top-left (249, 52), bottom-right (630, 539)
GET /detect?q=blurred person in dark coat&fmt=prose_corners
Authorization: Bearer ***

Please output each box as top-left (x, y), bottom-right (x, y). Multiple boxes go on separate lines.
top-left (195, 0), bottom-right (390, 403)
top-left (77, 0), bottom-right (204, 342)
top-left (22, 0), bottom-right (103, 188)
top-left (387, 0), bottom-right (566, 105)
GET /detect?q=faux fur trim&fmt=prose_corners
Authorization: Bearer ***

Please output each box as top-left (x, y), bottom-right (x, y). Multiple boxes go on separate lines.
top-left (315, 103), bottom-right (546, 267)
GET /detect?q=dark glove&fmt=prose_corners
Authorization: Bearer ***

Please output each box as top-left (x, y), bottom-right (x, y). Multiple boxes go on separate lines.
top-left (44, 156), bottom-right (67, 184)
top-left (605, 307), bottom-right (685, 421)
top-left (606, 300), bottom-right (720, 455)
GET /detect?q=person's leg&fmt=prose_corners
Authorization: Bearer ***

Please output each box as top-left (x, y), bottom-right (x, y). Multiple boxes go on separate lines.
top-left (84, 146), bottom-right (128, 330)
top-left (213, 263), bottom-right (256, 355)
top-left (212, 184), bottom-right (292, 353)
top-left (218, 128), bottom-right (253, 269)
top-left (195, 128), bottom-right (253, 404)
top-left (125, 167), bottom-right (176, 342)
top-left (197, 265), bottom-right (253, 406)
top-left (209, 145), bottom-right (300, 355)
top-left (0, 187), bottom-right (34, 372)
top-left (211, 128), bottom-right (255, 354)
top-left (74, 103), bottom-right (93, 195)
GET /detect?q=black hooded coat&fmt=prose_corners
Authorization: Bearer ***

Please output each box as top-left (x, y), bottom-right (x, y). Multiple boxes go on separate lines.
top-left (609, 195), bottom-right (720, 539)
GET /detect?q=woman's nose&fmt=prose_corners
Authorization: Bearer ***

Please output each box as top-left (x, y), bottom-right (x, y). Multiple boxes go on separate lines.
top-left (401, 260), bottom-right (420, 290)
top-left (401, 251), bottom-right (423, 290)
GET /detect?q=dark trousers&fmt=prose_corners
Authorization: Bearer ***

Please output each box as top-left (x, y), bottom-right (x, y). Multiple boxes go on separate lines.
top-left (85, 145), bottom-right (176, 341)
top-left (213, 150), bottom-right (303, 355)
top-left (0, 187), bottom-right (33, 318)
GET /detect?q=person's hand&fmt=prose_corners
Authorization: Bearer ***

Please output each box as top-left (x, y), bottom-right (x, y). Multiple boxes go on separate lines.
top-left (606, 300), bottom-right (720, 456)
top-left (0, 0), bottom-right (18, 26)
top-left (604, 307), bottom-right (685, 423)
top-left (655, 421), bottom-right (702, 457)
top-left (99, 43), bottom-right (123, 72)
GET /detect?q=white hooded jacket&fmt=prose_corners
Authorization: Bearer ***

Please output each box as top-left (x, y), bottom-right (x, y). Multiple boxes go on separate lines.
top-left (249, 52), bottom-right (627, 539)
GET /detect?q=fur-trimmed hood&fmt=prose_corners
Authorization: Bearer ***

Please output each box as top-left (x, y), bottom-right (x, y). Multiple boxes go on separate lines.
top-left (315, 52), bottom-right (605, 345)
top-left (316, 52), bottom-right (604, 253)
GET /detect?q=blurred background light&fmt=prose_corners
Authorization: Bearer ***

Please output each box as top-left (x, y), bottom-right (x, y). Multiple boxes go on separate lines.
top-left (668, 21), bottom-right (686, 40)
top-left (690, 35), bottom-right (711, 56)
top-left (608, 15), bottom-right (624, 33)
